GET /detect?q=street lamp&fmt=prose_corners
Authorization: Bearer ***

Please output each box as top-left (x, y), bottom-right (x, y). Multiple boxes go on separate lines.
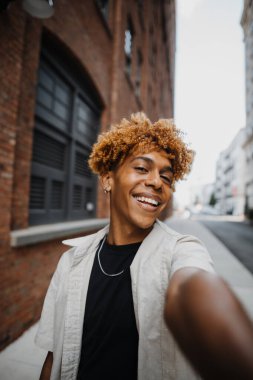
top-left (0, 0), bottom-right (15, 12)
top-left (22, 0), bottom-right (54, 19)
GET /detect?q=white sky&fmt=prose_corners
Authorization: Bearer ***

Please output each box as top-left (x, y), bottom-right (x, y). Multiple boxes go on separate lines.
top-left (174, 0), bottom-right (246, 207)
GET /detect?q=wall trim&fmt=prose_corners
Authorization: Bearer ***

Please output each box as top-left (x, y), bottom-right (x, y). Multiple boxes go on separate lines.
top-left (10, 218), bottom-right (109, 247)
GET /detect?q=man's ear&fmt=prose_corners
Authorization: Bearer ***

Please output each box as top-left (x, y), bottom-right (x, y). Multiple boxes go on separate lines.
top-left (100, 172), bottom-right (112, 193)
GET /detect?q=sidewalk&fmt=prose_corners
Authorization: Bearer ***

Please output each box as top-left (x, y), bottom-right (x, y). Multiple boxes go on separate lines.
top-left (166, 218), bottom-right (253, 318)
top-left (1, 218), bottom-right (253, 380)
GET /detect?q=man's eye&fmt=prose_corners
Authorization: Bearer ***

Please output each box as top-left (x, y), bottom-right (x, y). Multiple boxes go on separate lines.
top-left (161, 176), bottom-right (172, 184)
top-left (135, 166), bottom-right (148, 173)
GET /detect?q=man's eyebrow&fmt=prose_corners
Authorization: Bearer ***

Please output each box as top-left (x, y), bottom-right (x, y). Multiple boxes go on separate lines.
top-left (131, 156), bottom-right (173, 173)
top-left (161, 166), bottom-right (173, 174)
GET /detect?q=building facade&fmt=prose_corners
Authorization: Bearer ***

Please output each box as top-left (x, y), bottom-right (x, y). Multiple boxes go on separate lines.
top-left (215, 129), bottom-right (246, 215)
top-left (0, 0), bottom-right (176, 349)
top-left (241, 0), bottom-right (253, 218)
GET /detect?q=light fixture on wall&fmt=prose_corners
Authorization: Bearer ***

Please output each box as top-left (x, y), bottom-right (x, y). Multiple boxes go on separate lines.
top-left (22, 0), bottom-right (54, 19)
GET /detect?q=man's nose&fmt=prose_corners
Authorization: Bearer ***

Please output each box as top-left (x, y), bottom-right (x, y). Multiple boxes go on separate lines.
top-left (145, 171), bottom-right (162, 189)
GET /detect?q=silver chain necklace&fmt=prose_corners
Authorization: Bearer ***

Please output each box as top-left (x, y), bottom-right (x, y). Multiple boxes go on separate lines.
top-left (97, 236), bottom-right (125, 277)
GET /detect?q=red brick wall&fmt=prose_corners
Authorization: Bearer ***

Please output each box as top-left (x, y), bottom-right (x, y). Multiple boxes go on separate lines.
top-left (1, 230), bottom-right (99, 350)
top-left (1, 239), bottom-right (64, 348)
top-left (0, 6), bottom-right (26, 247)
top-left (11, 19), bottom-right (41, 231)
top-left (0, 0), bottom-right (175, 349)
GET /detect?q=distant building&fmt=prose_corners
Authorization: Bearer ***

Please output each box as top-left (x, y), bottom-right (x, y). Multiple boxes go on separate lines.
top-left (241, 0), bottom-right (253, 217)
top-left (201, 183), bottom-right (215, 207)
top-left (215, 150), bottom-right (227, 213)
top-left (215, 129), bottom-right (246, 215)
top-left (188, 182), bottom-right (214, 208)
top-left (0, 0), bottom-right (176, 349)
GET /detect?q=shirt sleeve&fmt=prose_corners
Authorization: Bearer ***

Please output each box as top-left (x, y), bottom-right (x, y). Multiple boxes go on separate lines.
top-left (170, 234), bottom-right (215, 278)
top-left (34, 249), bottom-right (73, 352)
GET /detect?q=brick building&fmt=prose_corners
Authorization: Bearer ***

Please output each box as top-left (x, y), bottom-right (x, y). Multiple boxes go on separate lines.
top-left (0, 0), bottom-right (176, 349)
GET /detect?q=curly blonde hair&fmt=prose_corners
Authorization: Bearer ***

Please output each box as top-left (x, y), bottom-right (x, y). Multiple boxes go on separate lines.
top-left (88, 112), bottom-right (194, 190)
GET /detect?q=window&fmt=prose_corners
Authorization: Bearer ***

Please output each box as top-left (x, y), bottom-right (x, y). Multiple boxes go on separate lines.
top-left (136, 0), bottom-right (144, 30)
top-left (148, 26), bottom-right (154, 65)
top-left (36, 62), bottom-right (71, 131)
top-left (96, 0), bottom-right (110, 22)
top-left (29, 48), bottom-right (102, 225)
top-left (125, 17), bottom-right (134, 75)
top-left (135, 49), bottom-right (143, 97)
top-left (148, 84), bottom-right (152, 114)
top-left (160, 80), bottom-right (165, 111)
top-left (151, 43), bottom-right (157, 74)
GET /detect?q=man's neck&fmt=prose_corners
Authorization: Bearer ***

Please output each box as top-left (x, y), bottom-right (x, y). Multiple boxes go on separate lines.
top-left (107, 220), bottom-right (153, 245)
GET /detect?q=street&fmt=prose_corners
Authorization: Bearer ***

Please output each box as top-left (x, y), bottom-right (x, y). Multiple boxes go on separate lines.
top-left (192, 216), bottom-right (253, 274)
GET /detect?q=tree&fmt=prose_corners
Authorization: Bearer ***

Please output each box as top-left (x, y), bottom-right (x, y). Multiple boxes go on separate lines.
top-left (209, 192), bottom-right (217, 207)
top-left (244, 196), bottom-right (253, 221)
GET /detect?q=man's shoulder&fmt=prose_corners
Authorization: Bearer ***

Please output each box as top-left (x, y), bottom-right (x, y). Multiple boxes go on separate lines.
top-left (62, 232), bottom-right (98, 248)
top-left (156, 219), bottom-right (183, 240)
top-left (58, 224), bottom-right (109, 269)
top-left (62, 224), bottom-right (109, 248)
top-left (155, 219), bottom-right (205, 249)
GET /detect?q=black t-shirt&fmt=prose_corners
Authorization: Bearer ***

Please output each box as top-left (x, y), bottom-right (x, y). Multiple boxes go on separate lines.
top-left (77, 238), bottom-right (141, 380)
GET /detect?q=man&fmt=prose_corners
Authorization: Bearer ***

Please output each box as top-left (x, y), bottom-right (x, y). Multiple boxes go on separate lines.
top-left (36, 113), bottom-right (253, 380)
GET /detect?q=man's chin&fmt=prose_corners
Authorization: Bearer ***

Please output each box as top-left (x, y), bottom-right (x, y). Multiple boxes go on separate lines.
top-left (135, 217), bottom-right (157, 231)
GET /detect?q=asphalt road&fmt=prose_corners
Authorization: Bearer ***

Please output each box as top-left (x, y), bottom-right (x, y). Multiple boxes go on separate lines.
top-left (195, 218), bottom-right (253, 275)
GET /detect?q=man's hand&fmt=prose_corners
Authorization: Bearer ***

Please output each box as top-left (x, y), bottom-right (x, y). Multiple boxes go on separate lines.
top-left (164, 268), bottom-right (253, 380)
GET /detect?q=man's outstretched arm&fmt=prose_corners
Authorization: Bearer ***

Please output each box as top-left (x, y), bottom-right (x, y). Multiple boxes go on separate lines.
top-left (164, 268), bottom-right (253, 380)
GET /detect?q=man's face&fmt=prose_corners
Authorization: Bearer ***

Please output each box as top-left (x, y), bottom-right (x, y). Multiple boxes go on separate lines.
top-left (103, 150), bottom-right (173, 233)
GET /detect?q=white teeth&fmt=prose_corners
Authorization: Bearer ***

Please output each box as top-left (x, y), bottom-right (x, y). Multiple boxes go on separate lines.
top-left (135, 196), bottom-right (159, 206)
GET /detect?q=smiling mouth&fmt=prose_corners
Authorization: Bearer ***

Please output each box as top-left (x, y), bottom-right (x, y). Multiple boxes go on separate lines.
top-left (133, 195), bottom-right (161, 208)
